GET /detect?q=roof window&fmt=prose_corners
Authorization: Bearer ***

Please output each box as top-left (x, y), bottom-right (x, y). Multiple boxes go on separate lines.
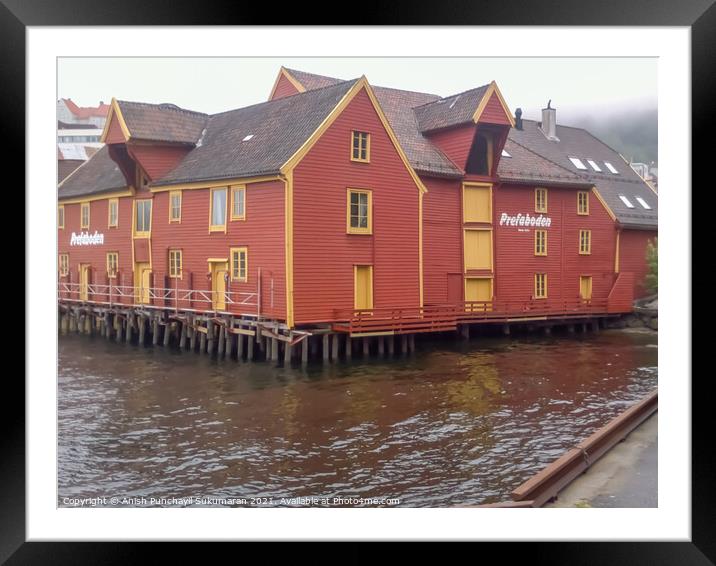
top-left (619, 195), bottom-right (635, 208)
top-left (635, 196), bottom-right (652, 210)
top-left (242, 134), bottom-right (254, 142)
top-left (501, 149), bottom-right (511, 158)
top-left (604, 161), bottom-right (619, 174)
top-left (586, 159), bottom-right (602, 172)
top-left (569, 157), bottom-right (587, 170)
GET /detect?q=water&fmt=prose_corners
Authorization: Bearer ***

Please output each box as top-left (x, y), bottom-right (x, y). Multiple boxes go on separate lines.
top-left (58, 329), bottom-right (657, 507)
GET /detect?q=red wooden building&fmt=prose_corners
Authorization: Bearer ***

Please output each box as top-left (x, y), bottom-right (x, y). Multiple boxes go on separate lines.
top-left (58, 66), bottom-right (657, 345)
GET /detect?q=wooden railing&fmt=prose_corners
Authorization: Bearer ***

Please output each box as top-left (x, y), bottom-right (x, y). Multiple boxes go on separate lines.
top-left (333, 298), bottom-right (614, 334)
top-left (57, 282), bottom-right (259, 316)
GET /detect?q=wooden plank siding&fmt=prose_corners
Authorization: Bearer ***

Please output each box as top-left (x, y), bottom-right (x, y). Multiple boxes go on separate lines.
top-left (270, 73), bottom-right (302, 100)
top-left (619, 229), bottom-right (657, 298)
top-left (479, 92), bottom-right (513, 125)
top-left (493, 184), bottom-right (618, 304)
top-left (422, 176), bottom-right (463, 305)
top-left (128, 145), bottom-right (192, 181)
top-left (292, 88), bottom-right (422, 324)
top-left (425, 124), bottom-right (476, 171)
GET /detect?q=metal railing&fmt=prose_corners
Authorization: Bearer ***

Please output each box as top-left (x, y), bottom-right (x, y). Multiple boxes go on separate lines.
top-left (58, 282), bottom-right (259, 315)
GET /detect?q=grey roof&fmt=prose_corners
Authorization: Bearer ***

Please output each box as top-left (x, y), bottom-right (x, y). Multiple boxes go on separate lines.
top-left (413, 84), bottom-right (490, 133)
top-left (507, 119), bottom-right (658, 228)
top-left (58, 145), bottom-right (127, 199)
top-left (283, 68), bottom-right (343, 91)
top-left (117, 100), bottom-right (208, 144)
top-left (498, 138), bottom-right (591, 187)
top-left (154, 79), bottom-right (358, 186)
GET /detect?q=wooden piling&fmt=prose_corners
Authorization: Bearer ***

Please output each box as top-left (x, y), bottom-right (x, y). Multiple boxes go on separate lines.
top-left (345, 336), bottom-right (352, 360)
top-left (502, 324), bottom-right (511, 336)
top-left (190, 319), bottom-right (198, 351)
top-left (332, 333), bottom-right (339, 362)
top-left (271, 337), bottom-right (279, 362)
top-left (60, 313), bottom-right (69, 335)
top-left (408, 334), bottom-right (416, 354)
top-left (323, 334), bottom-right (330, 363)
top-left (362, 337), bottom-right (370, 357)
top-left (207, 319), bottom-right (215, 355)
top-left (301, 337), bottom-right (308, 365)
top-left (116, 316), bottom-right (124, 343)
top-left (218, 324), bottom-right (226, 357)
top-left (226, 320), bottom-right (235, 358)
top-left (285, 336), bottom-right (293, 366)
top-left (138, 315), bottom-right (146, 346)
top-left (152, 317), bottom-right (160, 346)
top-left (163, 320), bottom-right (172, 347)
top-left (247, 333), bottom-right (255, 361)
top-left (543, 325), bottom-right (552, 335)
top-left (237, 326), bottom-right (245, 360)
top-left (460, 324), bottom-right (470, 340)
top-left (179, 320), bottom-right (187, 349)
top-left (388, 335), bottom-right (395, 356)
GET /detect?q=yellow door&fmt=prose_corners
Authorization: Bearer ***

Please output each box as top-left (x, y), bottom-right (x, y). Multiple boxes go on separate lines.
top-left (465, 277), bottom-right (492, 312)
top-left (463, 184), bottom-right (492, 223)
top-left (134, 262), bottom-right (151, 304)
top-left (580, 276), bottom-right (593, 300)
top-left (354, 265), bottom-right (373, 311)
top-left (79, 264), bottom-right (90, 301)
top-left (211, 262), bottom-right (228, 311)
top-left (464, 229), bottom-right (492, 271)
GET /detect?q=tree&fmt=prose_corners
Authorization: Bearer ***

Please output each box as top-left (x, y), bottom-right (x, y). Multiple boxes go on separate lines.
top-left (645, 237), bottom-right (658, 293)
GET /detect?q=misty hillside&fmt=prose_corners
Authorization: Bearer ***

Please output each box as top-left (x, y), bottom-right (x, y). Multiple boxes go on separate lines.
top-left (562, 107), bottom-right (658, 165)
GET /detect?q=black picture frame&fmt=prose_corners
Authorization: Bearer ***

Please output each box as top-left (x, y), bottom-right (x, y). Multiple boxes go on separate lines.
top-left (6, 0), bottom-right (706, 559)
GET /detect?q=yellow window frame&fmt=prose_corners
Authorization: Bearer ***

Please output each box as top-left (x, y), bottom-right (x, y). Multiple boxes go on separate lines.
top-left (534, 273), bottom-right (547, 299)
top-left (350, 130), bottom-right (371, 163)
top-left (168, 249), bottom-right (183, 279)
top-left (108, 198), bottom-right (119, 228)
top-left (535, 229), bottom-right (547, 256)
top-left (209, 187), bottom-right (228, 233)
top-left (230, 186), bottom-right (246, 221)
top-left (106, 252), bottom-right (119, 278)
top-left (577, 191), bottom-right (590, 215)
top-left (80, 202), bottom-right (90, 229)
top-left (346, 188), bottom-right (373, 234)
top-left (133, 199), bottom-right (153, 238)
top-left (579, 229), bottom-right (592, 255)
top-left (230, 247), bottom-right (248, 282)
top-left (59, 253), bottom-right (69, 276)
top-left (169, 191), bottom-right (182, 223)
top-left (535, 188), bottom-right (548, 213)
top-left (58, 205), bottom-right (65, 229)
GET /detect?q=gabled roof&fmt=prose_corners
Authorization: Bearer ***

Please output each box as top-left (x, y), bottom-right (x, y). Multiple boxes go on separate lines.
top-left (58, 145), bottom-right (128, 199)
top-left (113, 100), bottom-right (209, 144)
top-left (153, 79), bottom-right (359, 186)
top-left (508, 119), bottom-right (658, 228)
top-left (61, 99), bottom-right (110, 119)
top-left (413, 84), bottom-right (491, 133)
top-left (283, 67), bottom-right (343, 91)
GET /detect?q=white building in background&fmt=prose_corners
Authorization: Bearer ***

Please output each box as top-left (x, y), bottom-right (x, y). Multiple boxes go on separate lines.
top-left (630, 161), bottom-right (658, 192)
top-left (57, 98), bottom-right (110, 128)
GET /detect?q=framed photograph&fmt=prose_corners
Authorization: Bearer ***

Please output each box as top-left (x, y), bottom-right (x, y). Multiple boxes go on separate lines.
top-left (8, 0), bottom-right (706, 559)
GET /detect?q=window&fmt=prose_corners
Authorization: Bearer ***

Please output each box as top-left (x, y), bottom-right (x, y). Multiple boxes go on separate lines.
top-left (466, 131), bottom-right (493, 175)
top-left (59, 254), bottom-right (69, 276)
top-left (579, 229), bottom-right (592, 255)
top-left (577, 191), bottom-right (590, 215)
top-left (80, 202), bottom-right (90, 229)
top-left (231, 186), bottom-right (246, 221)
top-left (501, 149), bottom-right (512, 158)
top-left (535, 229), bottom-right (547, 256)
top-left (58, 205), bottom-right (65, 229)
top-left (347, 189), bottom-right (372, 234)
top-left (586, 159), bottom-right (602, 172)
top-left (569, 157), bottom-right (587, 170)
top-left (169, 191), bottom-right (182, 223)
top-left (635, 196), bottom-right (652, 210)
top-left (351, 131), bottom-right (370, 162)
top-left (618, 195), bottom-right (635, 208)
top-left (534, 273), bottom-right (547, 299)
top-left (604, 161), bottom-right (619, 174)
top-left (210, 187), bottom-right (228, 232)
top-left (230, 247), bottom-right (248, 282)
top-left (135, 199), bottom-right (152, 236)
top-left (169, 249), bottom-right (182, 278)
top-left (108, 198), bottom-right (118, 227)
top-left (106, 252), bottom-right (118, 278)
top-left (535, 188), bottom-right (548, 213)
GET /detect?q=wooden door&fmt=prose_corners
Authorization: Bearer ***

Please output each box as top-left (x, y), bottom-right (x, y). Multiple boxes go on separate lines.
top-left (134, 262), bottom-right (151, 304)
top-left (580, 276), bottom-right (593, 300)
top-left (464, 229), bottom-right (492, 271)
top-left (354, 265), bottom-right (373, 311)
top-left (211, 262), bottom-right (228, 311)
top-left (79, 264), bottom-right (89, 301)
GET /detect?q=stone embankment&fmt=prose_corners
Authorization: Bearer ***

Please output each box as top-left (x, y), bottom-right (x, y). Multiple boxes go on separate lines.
top-left (605, 294), bottom-right (658, 331)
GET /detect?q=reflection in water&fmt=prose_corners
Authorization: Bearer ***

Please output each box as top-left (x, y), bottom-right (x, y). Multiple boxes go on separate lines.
top-left (58, 330), bottom-right (657, 507)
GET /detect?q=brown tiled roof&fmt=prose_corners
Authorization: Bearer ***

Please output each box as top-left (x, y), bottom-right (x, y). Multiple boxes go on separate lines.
top-left (58, 159), bottom-right (85, 183)
top-left (413, 84), bottom-right (490, 133)
top-left (284, 68), bottom-right (344, 91)
top-left (154, 79), bottom-right (359, 186)
top-left (58, 145), bottom-right (127, 199)
top-left (116, 100), bottom-right (209, 144)
top-left (498, 139), bottom-right (591, 187)
top-left (507, 119), bottom-right (658, 227)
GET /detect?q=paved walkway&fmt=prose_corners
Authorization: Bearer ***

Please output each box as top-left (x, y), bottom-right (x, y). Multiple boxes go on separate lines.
top-left (547, 413), bottom-right (658, 508)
